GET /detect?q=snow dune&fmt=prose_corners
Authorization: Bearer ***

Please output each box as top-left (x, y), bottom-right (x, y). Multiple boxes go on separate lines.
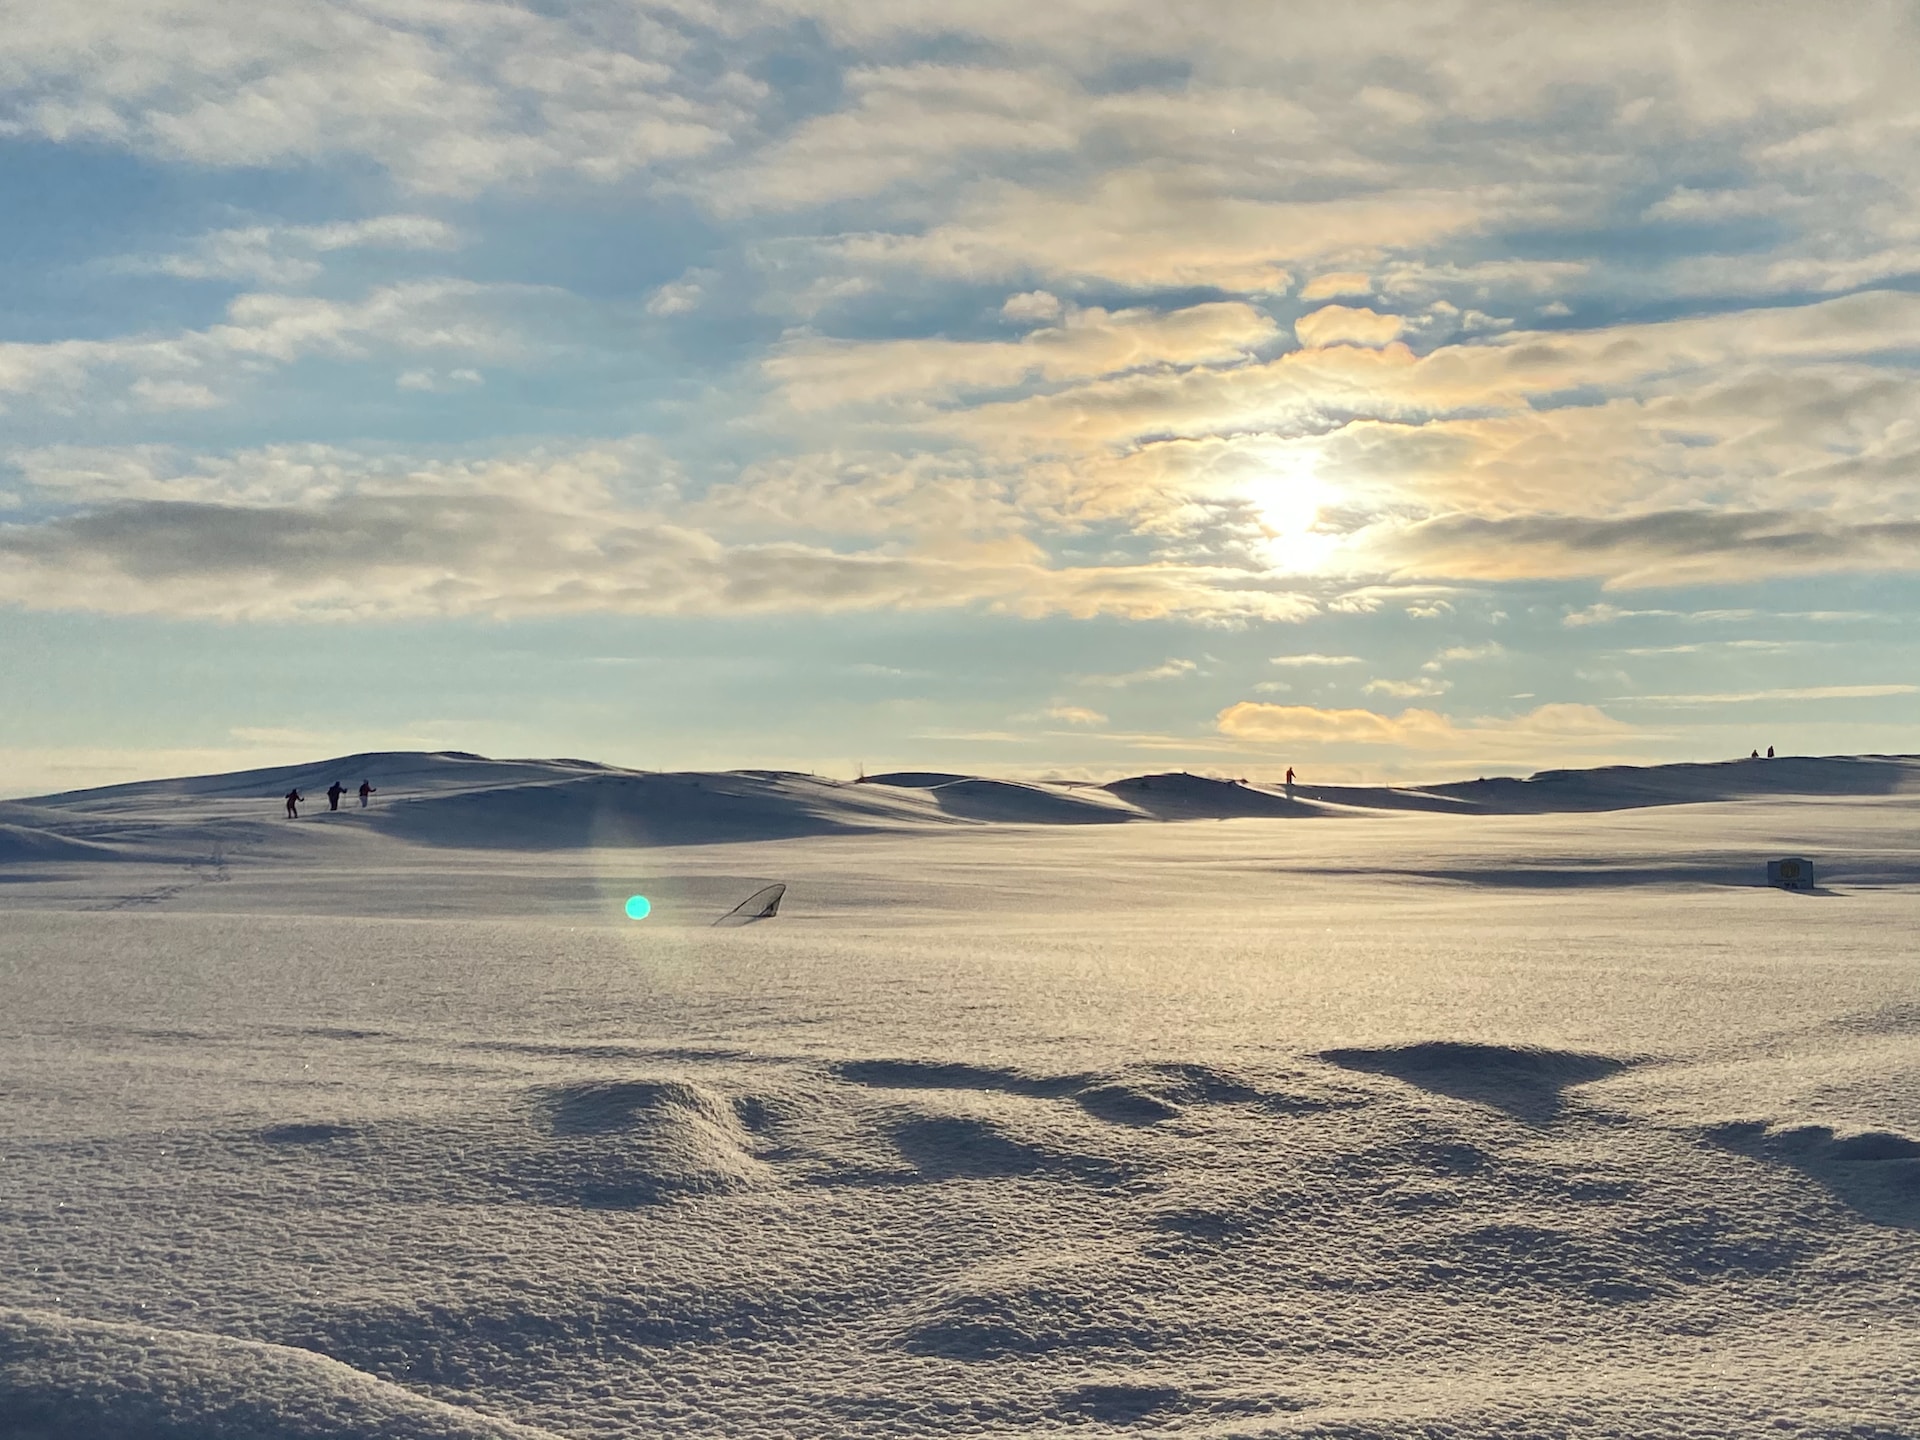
top-left (3, 749), bottom-right (1918, 1437)
top-left (0, 1307), bottom-right (555, 1439)
top-left (8, 750), bottom-right (1918, 860)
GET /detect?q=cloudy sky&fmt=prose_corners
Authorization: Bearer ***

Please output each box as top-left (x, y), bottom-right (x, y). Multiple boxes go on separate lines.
top-left (4, 0), bottom-right (1919, 793)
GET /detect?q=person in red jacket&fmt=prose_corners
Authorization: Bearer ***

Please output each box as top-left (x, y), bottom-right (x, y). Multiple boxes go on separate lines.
top-left (358, 780), bottom-right (376, 808)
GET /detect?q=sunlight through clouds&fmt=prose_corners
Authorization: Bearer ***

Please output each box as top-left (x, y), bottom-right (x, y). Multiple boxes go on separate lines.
top-left (3, 0), bottom-right (1920, 776)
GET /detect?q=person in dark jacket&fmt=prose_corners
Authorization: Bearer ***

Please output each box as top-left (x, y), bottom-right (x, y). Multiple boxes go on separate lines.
top-left (285, 789), bottom-right (303, 819)
top-left (326, 781), bottom-right (347, 812)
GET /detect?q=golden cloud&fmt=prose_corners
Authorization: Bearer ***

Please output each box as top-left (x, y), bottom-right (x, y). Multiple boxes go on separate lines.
top-left (1300, 272), bottom-right (1373, 301)
top-left (834, 171), bottom-right (1482, 289)
top-left (1294, 304), bottom-right (1406, 348)
top-left (764, 301), bottom-right (1279, 410)
top-left (1217, 700), bottom-right (1631, 750)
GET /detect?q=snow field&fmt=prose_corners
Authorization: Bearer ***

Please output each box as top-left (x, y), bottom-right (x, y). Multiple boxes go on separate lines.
top-left (2, 758), bottom-right (1917, 1437)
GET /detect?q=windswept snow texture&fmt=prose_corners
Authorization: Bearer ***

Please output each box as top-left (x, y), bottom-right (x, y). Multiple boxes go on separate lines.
top-left (3, 753), bottom-right (1920, 1438)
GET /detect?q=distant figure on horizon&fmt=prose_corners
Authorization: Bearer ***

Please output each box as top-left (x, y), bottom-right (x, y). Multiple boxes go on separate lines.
top-left (358, 780), bottom-right (375, 808)
top-left (284, 788), bottom-right (303, 819)
top-left (326, 781), bottom-right (347, 812)
top-left (1750, 749), bottom-right (1759, 759)
top-left (1285, 765), bottom-right (1295, 797)
top-left (1767, 745), bottom-right (1775, 758)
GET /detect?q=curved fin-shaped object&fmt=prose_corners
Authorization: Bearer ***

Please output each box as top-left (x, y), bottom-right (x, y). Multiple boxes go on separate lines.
top-left (713, 882), bottom-right (785, 926)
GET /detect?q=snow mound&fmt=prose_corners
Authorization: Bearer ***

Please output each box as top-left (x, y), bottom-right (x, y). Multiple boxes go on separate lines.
top-left (834, 1057), bottom-right (1281, 1128)
top-left (372, 772), bottom-right (938, 849)
top-left (0, 824), bottom-right (128, 865)
top-left (1420, 753), bottom-right (1920, 813)
top-left (522, 1079), bottom-right (773, 1207)
top-left (25, 751), bottom-right (598, 810)
top-left (1707, 1120), bottom-right (1920, 1229)
top-left (0, 1307), bottom-right (554, 1440)
top-left (861, 772), bottom-right (971, 788)
top-left (1320, 1042), bottom-right (1631, 1121)
top-left (1103, 772), bottom-right (1320, 819)
top-left (900, 1265), bottom-right (1169, 1359)
top-left (928, 778), bottom-right (1138, 824)
top-left (834, 1057), bottom-right (1089, 1098)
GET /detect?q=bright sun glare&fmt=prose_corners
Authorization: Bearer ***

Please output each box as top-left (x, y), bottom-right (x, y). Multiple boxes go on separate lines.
top-left (1250, 455), bottom-right (1342, 574)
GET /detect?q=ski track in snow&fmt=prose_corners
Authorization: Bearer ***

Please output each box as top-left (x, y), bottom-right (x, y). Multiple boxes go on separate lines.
top-left (2, 753), bottom-right (1918, 1438)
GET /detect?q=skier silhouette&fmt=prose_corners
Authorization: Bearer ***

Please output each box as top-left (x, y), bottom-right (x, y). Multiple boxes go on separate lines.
top-left (1750, 749), bottom-right (1759, 759)
top-left (284, 788), bottom-right (303, 819)
top-left (326, 781), bottom-right (347, 812)
top-left (1767, 745), bottom-right (1775, 759)
top-left (1284, 765), bottom-right (1296, 797)
top-left (358, 780), bottom-right (375, 808)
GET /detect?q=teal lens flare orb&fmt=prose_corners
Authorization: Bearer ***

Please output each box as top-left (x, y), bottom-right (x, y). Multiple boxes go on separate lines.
top-left (624, 895), bottom-right (652, 920)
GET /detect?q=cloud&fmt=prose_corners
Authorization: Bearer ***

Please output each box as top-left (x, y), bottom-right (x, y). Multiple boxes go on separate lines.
top-left (396, 368), bottom-right (484, 393)
top-left (0, 1), bottom-right (746, 194)
top-left (1620, 684), bottom-right (1918, 706)
top-left (764, 300), bottom-right (1280, 410)
top-left (1073, 658), bottom-right (1198, 687)
top-left (127, 378), bottom-right (222, 411)
top-left (1563, 602), bottom-right (1646, 627)
top-left (109, 215), bottom-right (461, 286)
top-left (1002, 291), bottom-right (1065, 325)
top-left (0, 442), bottom-right (1324, 624)
top-left (1216, 700), bottom-right (1631, 751)
top-left (646, 269), bottom-right (719, 317)
top-left (699, 63), bottom-right (1084, 215)
top-left (1294, 305), bottom-right (1406, 349)
top-left (10, 0), bottom-right (1920, 633)
top-left (829, 171), bottom-right (1479, 289)
top-left (1373, 509), bottom-right (1920, 588)
top-left (1300, 272), bottom-right (1372, 301)
top-left (1423, 642), bottom-right (1505, 670)
top-left (0, 279), bottom-right (538, 412)
top-left (1364, 676), bottom-right (1451, 698)
top-left (1044, 704), bottom-right (1108, 725)
top-left (1269, 653), bottom-right (1363, 667)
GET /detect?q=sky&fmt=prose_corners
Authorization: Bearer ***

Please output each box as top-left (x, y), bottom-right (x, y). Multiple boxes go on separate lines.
top-left (3, 0), bottom-right (1919, 795)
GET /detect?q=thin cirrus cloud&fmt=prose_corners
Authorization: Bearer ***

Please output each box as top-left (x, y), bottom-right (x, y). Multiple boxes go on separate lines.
top-left (105, 216), bottom-right (462, 287)
top-left (1364, 677), bottom-right (1451, 698)
top-left (1619, 685), bottom-right (1919, 706)
top-left (1072, 659), bottom-right (1199, 688)
top-left (0, 280), bottom-right (542, 414)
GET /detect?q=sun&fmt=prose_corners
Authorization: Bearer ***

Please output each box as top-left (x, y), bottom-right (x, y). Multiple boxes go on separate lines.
top-left (1249, 452), bottom-right (1342, 573)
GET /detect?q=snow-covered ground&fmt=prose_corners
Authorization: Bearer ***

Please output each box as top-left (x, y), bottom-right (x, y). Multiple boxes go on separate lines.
top-left (3, 753), bottom-right (1918, 1438)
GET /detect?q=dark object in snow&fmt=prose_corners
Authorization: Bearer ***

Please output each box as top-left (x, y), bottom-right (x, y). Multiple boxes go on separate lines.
top-left (1767, 857), bottom-right (1814, 890)
top-left (713, 882), bottom-right (785, 926)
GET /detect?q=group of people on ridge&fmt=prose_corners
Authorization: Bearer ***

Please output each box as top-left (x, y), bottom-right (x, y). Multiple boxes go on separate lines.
top-left (284, 780), bottom-right (375, 818)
